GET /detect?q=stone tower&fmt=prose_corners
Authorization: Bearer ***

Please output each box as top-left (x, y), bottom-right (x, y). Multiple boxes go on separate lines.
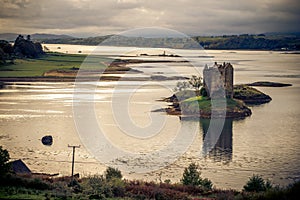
top-left (203, 62), bottom-right (234, 98)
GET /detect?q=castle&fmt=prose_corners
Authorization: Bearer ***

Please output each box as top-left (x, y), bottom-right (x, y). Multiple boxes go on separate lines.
top-left (203, 62), bottom-right (234, 98)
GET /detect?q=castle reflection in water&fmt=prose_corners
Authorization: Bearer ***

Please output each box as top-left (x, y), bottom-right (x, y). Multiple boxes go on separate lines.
top-left (200, 119), bottom-right (233, 162)
top-left (181, 118), bottom-right (233, 162)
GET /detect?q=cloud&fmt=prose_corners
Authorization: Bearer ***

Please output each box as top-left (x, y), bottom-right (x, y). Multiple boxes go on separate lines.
top-left (0, 0), bottom-right (299, 37)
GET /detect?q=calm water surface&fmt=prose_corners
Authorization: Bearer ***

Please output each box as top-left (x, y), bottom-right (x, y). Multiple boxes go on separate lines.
top-left (0, 45), bottom-right (299, 189)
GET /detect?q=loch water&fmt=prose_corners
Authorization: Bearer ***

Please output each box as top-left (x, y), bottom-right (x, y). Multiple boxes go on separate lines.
top-left (0, 45), bottom-right (299, 189)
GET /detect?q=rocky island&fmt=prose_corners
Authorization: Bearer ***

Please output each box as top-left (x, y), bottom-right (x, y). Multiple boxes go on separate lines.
top-left (161, 62), bottom-right (272, 119)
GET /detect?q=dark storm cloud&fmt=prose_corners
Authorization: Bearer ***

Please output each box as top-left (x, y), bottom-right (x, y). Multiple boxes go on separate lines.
top-left (0, 0), bottom-right (299, 36)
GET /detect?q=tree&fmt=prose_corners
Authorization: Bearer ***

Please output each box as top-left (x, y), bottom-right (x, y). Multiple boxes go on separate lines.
top-left (0, 40), bottom-right (14, 64)
top-left (174, 81), bottom-right (191, 92)
top-left (105, 167), bottom-right (122, 181)
top-left (0, 146), bottom-right (10, 176)
top-left (243, 174), bottom-right (272, 192)
top-left (104, 167), bottom-right (125, 197)
top-left (188, 75), bottom-right (203, 91)
top-left (181, 162), bottom-right (212, 190)
top-left (174, 75), bottom-right (203, 93)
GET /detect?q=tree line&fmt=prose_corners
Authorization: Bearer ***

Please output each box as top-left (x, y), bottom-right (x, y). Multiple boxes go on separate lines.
top-left (39, 34), bottom-right (300, 50)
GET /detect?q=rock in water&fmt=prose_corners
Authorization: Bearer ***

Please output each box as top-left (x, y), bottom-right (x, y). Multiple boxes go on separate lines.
top-left (42, 135), bottom-right (53, 146)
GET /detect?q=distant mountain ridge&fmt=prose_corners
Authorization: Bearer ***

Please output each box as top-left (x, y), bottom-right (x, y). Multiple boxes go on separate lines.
top-left (41, 33), bottom-right (300, 50)
top-left (1, 32), bottom-right (299, 50)
top-left (0, 33), bottom-right (74, 42)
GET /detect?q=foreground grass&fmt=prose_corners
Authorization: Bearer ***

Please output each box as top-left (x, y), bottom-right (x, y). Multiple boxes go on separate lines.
top-left (0, 53), bottom-right (110, 77)
top-left (0, 187), bottom-right (48, 199)
top-left (1, 174), bottom-right (299, 200)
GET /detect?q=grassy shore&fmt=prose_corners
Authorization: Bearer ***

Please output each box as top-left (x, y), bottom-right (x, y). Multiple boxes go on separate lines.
top-left (0, 52), bottom-right (190, 82)
top-left (0, 52), bottom-right (110, 77)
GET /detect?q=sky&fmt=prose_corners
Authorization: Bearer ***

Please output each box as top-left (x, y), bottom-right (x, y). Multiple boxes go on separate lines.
top-left (0, 0), bottom-right (299, 37)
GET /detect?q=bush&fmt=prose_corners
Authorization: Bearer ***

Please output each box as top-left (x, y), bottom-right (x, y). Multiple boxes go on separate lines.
top-left (243, 174), bottom-right (272, 192)
top-left (28, 178), bottom-right (51, 190)
top-left (174, 75), bottom-right (203, 93)
top-left (174, 81), bottom-right (191, 92)
top-left (105, 167), bottom-right (122, 181)
top-left (181, 162), bottom-right (213, 190)
top-left (0, 174), bottom-right (51, 190)
top-left (125, 180), bottom-right (189, 200)
top-left (81, 170), bottom-right (125, 198)
top-left (201, 178), bottom-right (213, 190)
top-left (108, 178), bottom-right (125, 197)
top-left (83, 175), bottom-right (107, 197)
top-left (0, 146), bottom-right (10, 176)
top-left (188, 75), bottom-right (203, 91)
top-left (200, 87), bottom-right (208, 97)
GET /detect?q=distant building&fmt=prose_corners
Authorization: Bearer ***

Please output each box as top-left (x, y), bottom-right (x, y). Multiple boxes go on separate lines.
top-left (9, 159), bottom-right (31, 175)
top-left (203, 62), bottom-right (234, 98)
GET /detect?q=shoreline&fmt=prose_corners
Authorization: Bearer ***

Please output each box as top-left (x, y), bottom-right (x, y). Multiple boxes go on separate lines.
top-left (0, 52), bottom-right (190, 82)
top-left (0, 75), bottom-right (189, 83)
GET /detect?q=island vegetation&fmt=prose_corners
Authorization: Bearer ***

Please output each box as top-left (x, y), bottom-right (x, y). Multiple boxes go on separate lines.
top-left (233, 85), bottom-right (272, 104)
top-left (163, 91), bottom-right (252, 119)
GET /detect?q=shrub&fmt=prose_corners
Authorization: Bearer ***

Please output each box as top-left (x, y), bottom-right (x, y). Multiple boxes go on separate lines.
top-left (0, 174), bottom-right (51, 190)
top-left (243, 174), bottom-right (272, 192)
top-left (181, 163), bottom-right (201, 186)
top-left (125, 181), bottom-right (189, 200)
top-left (188, 75), bottom-right (203, 91)
top-left (108, 177), bottom-right (125, 197)
top-left (200, 87), bottom-right (208, 97)
top-left (181, 162), bottom-right (213, 190)
top-left (81, 170), bottom-right (125, 198)
top-left (174, 75), bottom-right (203, 93)
top-left (174, 81), bottom-right (191, 92)
top-left (201, 178), bottom-right (213, 191)
top-left (105, 167), bottom-right (122, 181)
top-left (27, 178), bottom-right (51, 190)
top-left (0, 146), bottom-right (10, 176)
top-left (82, 175), bottom-right (106, 197)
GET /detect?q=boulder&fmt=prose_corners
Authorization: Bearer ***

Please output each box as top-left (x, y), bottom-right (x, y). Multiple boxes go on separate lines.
top-left (42, 135), bottom-right (53, 146)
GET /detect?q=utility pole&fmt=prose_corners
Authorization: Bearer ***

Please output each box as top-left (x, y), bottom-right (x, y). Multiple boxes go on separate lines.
top-left (68, 145), bottom-right (80, 180)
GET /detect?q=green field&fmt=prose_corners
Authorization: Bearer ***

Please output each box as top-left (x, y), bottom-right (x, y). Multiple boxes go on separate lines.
top-left (0, 53), bottom-right (110, 77)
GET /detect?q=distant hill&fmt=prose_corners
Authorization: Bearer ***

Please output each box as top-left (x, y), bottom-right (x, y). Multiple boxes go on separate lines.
top-left (31, 33), bottom-right (74, 40)
top-left (3, 32), bottom-right (296, 50)
top-left (0, 33), bottom-right (19, 41)
top-left (264, 32), bottom-right (300, 37)
top-left (39, 33), bottom-right (300, 50)
top-left (0, 33), bottom-right (74, 42)
top-left (193, 34), bottom-right (300, 50)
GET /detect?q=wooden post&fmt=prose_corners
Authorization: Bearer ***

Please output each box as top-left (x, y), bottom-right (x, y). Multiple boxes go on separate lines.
top-left (68, 145), bottom-right (80, 180)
